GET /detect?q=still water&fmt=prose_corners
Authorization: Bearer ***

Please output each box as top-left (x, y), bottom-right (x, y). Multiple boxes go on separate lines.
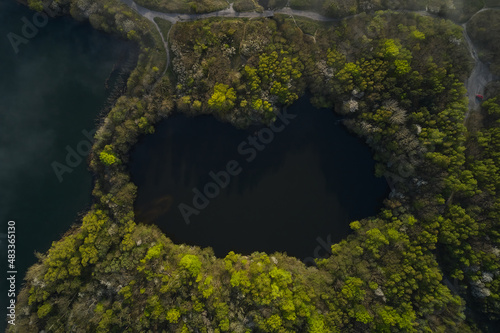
top-left (131, 98), bottom-right (389, 261)
top-left (0, 1), bottom-right (134, 329)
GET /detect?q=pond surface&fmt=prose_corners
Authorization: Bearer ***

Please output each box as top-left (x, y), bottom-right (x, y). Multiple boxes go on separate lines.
top-left (0, 1), bottom-right (134, 329)
top-left (130, 98), bottom-right (389, 261)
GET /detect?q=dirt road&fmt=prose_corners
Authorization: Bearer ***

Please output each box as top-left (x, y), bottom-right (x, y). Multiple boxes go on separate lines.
top-left (120, 0), bottom-right (498, 118)
top-left (462, 9), bottom-right (499, 121)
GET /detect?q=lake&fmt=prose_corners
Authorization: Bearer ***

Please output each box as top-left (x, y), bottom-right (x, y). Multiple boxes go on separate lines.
top-left (0, 1), bottom-right (134, 329)
top-left (130, 98), bottom-right (389, 262)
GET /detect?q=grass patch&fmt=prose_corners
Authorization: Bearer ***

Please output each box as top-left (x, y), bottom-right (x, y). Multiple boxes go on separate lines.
top-left (276, 13), bottom-right (331, 35)
top-left (233, 0), bottom-right (264, 12)
top-left (154, 17), bottom-right (173, 38)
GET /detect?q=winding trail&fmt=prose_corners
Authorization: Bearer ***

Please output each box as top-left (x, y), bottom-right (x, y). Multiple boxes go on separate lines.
top-left (120, 0), bottom-right (498, 118)
top-left (121, 0), bottom-right (338, 23)
top-left (462, 7), bottom-right (500, 121)
top-left (119, 0), bottom-right (358, 72)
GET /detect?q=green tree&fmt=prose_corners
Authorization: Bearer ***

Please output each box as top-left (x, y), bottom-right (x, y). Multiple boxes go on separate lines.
top-left (208, 83), bottom-right (236, 113)
top-left (179, 254), bottom-right (202, 277)
top-left (99, 145), bottom-right (121, 166)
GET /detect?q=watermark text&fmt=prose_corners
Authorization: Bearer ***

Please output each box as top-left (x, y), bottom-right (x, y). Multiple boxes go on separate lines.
top-left (6, 220), bottom-right (16, 326)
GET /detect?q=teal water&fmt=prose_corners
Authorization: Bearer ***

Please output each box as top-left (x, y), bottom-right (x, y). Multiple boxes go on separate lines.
top-left (0, 1), bottom-right (134, 329)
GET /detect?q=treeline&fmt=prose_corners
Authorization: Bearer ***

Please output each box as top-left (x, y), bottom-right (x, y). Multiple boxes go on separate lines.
top-left (10, 1), bottom-right (500, 333)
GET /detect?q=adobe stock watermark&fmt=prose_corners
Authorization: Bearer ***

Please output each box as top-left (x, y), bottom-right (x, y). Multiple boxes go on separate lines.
top-left (7, 3), bottom-right (56, 54)
top-left (178, 108), bottom-right (297, 224)
top-left (51, 129), bottom-right (96, 183)
top-left (303, 234), bottom-right (334, 266)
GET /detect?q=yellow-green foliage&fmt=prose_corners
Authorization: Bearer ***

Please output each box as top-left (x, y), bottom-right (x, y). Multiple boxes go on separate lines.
top-left (28, 0), bottom-right (44, 11)
top-left (208, 83), bottom-right (237, 113)
top-left (308, 313), bottom-right (330, 333)
top-left (241, 50), bottom-right (303, 116)
top-left (99, 145), bottom-right (120, 166)
top-left (179, 254), bottom-right (202, 277)
top-left (79, 210), bottom-right (109, 266)
top-left (44, 235), bottom-right (81, 283)
top-left (37, 303), bottom-right (52, 319)
top-left (394, 59), bottom-right (411, 75)
top-left (411, 30), bottom-right (425, 40)
top-left (166, 308), bottom-right (181, 323)
top-left (142, 242), bottom-right (164, 262)
top-left (384, 39), bottom-right (400, 57)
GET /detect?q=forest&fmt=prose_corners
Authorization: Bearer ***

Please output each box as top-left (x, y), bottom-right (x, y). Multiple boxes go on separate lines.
top-left (9, 0), bottom-right (500, 332)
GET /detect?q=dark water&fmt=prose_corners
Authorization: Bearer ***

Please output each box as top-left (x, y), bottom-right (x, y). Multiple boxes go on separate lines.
top-left (130, 98), bottom-right (389, 261)
top-left (0, 1), bottom-right (134, 330)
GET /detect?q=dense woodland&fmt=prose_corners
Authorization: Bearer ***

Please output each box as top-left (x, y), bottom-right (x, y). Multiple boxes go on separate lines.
top-left (10, 0), bottom-right (500, 332)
